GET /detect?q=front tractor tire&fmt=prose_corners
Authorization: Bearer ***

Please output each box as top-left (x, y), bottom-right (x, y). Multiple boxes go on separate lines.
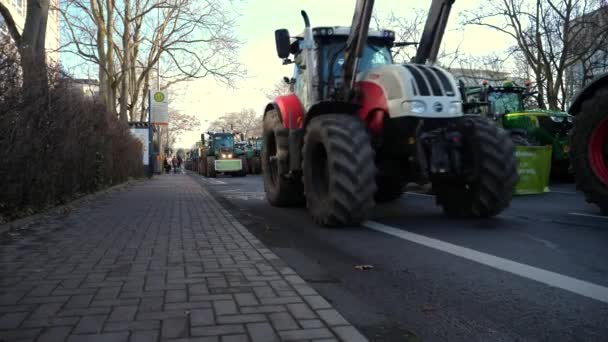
top-left (262, 110), bottom-right (305, 206)
top-left (572, 88), bottom-right (608, 215)
top-left (206, 156), bottom-right (216, 178)
top-left (302, 114), bottom-right (377, 227)
top-left (434, 117), bottom-right (518, 218)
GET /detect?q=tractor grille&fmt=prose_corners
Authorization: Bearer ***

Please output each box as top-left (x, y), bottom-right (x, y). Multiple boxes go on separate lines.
top-left (537, 116), bottom-right (573, 138)
top-left (403, 64), bottom-right (456, 97)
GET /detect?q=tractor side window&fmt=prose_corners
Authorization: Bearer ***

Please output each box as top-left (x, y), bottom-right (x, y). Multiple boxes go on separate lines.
top-left (293, 45), bottom-right (310, 109)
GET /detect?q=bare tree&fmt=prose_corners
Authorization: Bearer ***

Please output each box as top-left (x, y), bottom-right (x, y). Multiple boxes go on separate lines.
top-left (208, 108), bottom-right (262, 138)
top-left (167, 109), bottom-right (200, 146)
top-left (263, 79), bottom-right (291, 101)
top-left (59, 0), bottom-right (246, 121)
top-left (465, 0), bottom-right (608, 110)
top-left (0, 0), bottom-right (51, 99)
top-left (372, 9), bottom-right (426, 63)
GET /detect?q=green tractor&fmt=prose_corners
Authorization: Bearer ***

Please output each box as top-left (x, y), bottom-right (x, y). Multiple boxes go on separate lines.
top-left (200, 132), bottom-right (247, 177)
top-left (463, 81), bottom-right (574, 179)
top-left (244, 137), bottom-right (262, 174)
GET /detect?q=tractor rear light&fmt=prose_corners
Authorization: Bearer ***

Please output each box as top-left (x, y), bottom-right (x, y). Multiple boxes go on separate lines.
top-left (402, 100), bottom-right (427, 114)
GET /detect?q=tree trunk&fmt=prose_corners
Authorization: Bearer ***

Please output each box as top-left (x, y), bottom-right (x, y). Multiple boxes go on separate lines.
top-left (20, 0), bottom-right (50, 102)
top-left (118, 0), bottom-right (131, 123)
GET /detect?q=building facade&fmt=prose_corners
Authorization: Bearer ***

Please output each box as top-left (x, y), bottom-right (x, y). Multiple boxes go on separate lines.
top-left (0, 0), bottom-right (60, 64)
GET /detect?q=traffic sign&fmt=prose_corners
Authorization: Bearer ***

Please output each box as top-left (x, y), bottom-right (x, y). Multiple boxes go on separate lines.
top-left (150, 89), bottom-right (168, 125)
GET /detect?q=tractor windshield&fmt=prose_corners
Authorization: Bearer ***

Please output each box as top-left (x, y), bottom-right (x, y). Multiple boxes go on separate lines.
top-left (213, 135), bottom-right (234, 150)
top-left (255, 139), bottom-right (263, 150)
top-left (488, 91), bottom-right (523, 116)
top-left (322, 42), bottom-right (392, 86)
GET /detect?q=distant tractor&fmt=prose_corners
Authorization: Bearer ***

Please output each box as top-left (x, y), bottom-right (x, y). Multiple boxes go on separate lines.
top-left (261, 0), bottom-right (518, 226)
top-left (568, 72), bottom-right (608, 215)
top-left (201, 132), bottom-right (247, 178)
top-left (245, 137), bottom-right (263, 174)
top-left (463, 81), bottom-right (574, 179)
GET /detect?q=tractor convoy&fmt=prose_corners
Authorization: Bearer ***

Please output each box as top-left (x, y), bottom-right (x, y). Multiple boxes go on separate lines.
top-left (183, 0), bottom-right (607, 220)
top-left (261, 0), bottom-right (518, 226)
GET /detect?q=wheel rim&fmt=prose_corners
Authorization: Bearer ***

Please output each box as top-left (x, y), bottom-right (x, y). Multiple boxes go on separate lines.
top-left (310, 142), bottom-right (329, 199)
top-left (588, 116), bottom-right (608, 185)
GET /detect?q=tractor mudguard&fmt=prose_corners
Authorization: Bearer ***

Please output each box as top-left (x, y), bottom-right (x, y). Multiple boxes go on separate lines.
top-left (266, 94), bottom-right (305, 129)
top-left (568, 72), bottom-right (608, 115)
top-left (356, 81), bottom-right (388, 135)
top-left (302, 101), bottom-right (361, 127)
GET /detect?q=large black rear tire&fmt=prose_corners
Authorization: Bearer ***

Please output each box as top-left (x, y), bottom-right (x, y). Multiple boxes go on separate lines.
top-left (434, 117), bottom-right (518, 218)
top-left (572, 88), bottom-right (608, 215)
top-left (302, 114), bottom-right (377, 226)
top-left (262, 109), bottom-right (304, 206)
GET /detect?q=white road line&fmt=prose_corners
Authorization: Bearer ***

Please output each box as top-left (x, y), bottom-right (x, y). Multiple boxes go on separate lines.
top-left (404, 192), bottom-right (435, 198)
top-left (363, 220), bottom-right (608, 304)
top-left (569, 212), bottom-right (608, 220)
top-left (550, 190), bottom-right (578, 195)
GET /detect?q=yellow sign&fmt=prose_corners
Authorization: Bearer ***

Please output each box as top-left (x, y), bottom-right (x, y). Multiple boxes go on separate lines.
top-left (153, 91), bottom-right (165, 102)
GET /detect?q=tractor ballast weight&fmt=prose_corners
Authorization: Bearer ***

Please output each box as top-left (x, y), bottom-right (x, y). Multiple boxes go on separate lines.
top-left (262, 0), bottom-right (518, 226)
top-left (567, 72), bottom-right (608, 215)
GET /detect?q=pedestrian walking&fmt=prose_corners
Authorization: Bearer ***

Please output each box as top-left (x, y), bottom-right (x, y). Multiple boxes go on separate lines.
top-left (177, 154), bottom-right (183, 173)
top-left (172, 155), bottom-right (178, 174)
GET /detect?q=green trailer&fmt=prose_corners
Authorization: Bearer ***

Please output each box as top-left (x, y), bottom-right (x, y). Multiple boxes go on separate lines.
top-left (200, 132), bottom-right (247, 177)
top-left (463, 81), bottom-right (574, 180)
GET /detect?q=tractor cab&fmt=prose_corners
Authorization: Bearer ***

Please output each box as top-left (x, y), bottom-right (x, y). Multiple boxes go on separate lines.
top-left (284, 26), bottom-right (396, 104)
top-left (209, 133), bottom-right (235, 159)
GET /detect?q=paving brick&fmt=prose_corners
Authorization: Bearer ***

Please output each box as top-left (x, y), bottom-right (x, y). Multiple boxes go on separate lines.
top-left (259, 297), bottom-right (302, 305)
top-left (234, 293), bottom-right (258, 307)
top-left (103, 320), bottom-right (160, 332)
top-left (277, 328), bottom-right (334, 340)
top-left (0, 312), bottom-right (30, 329)
top-left (164, 301), bottom-right (213, 311)
top-left (246, 322), bottom-right (279, 342)
top-left (162, 317), bottom-right (188, 339)
top-left (268, 312), bottom-right (298, 331)
top-left (216, 314), bottom-right (266, 324)
top-left (214, 300), bottom-right (238, 315)
top-left (316, 309), bottom-right (349, 327)
top-left (332, 326), bottom-right (368, 342)
top-left (191, 324), bottom-right (246, 336)
top-left (29, 303), bottom-right (63, 318)
top-left (252, 287), bottom-right (276, 299)
top-left (221, 334), bottom-right (250, 342)
top-left (0, 328), bottom-right (42, 340)
top-left (286, 303), bottom-right (316, 320)
top-left (65, 294), bottom-right (94, 308)
top-left (108, 305), bottom-right (137, 321)
top-left (129, 329), bottom-right (159, 342)
top-left (303, 295), bottom-right (332, 310)
top-left (37, 326), bottom-right (72, 342)
top-left (299, 319), bottom-right (325, 329)
top-left (241, 306), bottom-right (287, 314)
top-left (191, 309), bottom-right (215, 326)
top-left (66, 332), bottom-right (129, 342)
top-left (166, 289), bottom-right (188, 303)
top-left (20, 295), bottom-right (70, 305)
top-left (73, 315), bottom-right (107, 334)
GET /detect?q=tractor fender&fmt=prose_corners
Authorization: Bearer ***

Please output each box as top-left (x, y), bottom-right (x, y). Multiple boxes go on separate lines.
top-left (568, 72), bottom-right (608, 115)
top-left (264, 94), bottom-right (305, 129)
top-left (356, 81), bottom-right (389, 136)
top-left (302, 101), bottom-right (361, 127)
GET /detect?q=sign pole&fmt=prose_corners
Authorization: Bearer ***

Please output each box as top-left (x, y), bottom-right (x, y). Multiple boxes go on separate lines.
top-left (148, 89), bottom-right (153, 178)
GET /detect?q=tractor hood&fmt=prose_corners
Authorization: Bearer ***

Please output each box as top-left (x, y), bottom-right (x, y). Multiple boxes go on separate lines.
top-left (505, 109), bottom-right (573, 123)
top-left (357, 63), bottom-right (463, 119)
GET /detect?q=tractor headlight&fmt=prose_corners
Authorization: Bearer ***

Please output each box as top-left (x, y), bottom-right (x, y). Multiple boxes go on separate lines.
top-left (550, 115), bottom-right (565, 123)
top-left (227, 153), bottom-right (232, 159)
top-left (403, 100), bottom-right (427, 114)
top-left (566, 115), bottom-right (573, 123)
top-left (449, 101), bottom-right (462, 114)
top-left (327, 28), bottom-right (333, 35)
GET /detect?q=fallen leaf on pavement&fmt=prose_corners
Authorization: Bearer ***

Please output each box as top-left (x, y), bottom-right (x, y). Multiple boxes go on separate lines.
top-left (354, 264), bottom-right (374, 270)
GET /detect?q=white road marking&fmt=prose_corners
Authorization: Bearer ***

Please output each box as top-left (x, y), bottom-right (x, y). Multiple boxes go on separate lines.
top-left (363, 220), bottom-right (608, 304)
top-left (569, 212), bottom-right (608, 220)
top-left (550, 190), bottom-right (578, 195)
top-left (201, 178), bottom-right (226, 185)
top-left (404, 192), bottom-right (435, 198)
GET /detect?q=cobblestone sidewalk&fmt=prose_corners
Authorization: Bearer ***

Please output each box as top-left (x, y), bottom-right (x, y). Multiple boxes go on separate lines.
top-left (0, 174), bottom-right (368, 342)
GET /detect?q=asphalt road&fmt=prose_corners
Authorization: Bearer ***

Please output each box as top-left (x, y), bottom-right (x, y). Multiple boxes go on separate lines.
top-left (189, 172), bottom-right (608, 342)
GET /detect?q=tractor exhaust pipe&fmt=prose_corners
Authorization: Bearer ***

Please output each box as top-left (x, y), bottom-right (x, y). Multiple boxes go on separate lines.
top-left (301, 11), bottom-right (316, 108)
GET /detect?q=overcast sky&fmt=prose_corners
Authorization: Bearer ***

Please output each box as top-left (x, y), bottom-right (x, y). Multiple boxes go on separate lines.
top-left (151, 0), bottom-right (514, 148)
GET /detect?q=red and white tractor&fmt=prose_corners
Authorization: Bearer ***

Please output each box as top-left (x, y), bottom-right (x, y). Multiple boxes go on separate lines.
top-left (261, 0), bottom-right (519, 226)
